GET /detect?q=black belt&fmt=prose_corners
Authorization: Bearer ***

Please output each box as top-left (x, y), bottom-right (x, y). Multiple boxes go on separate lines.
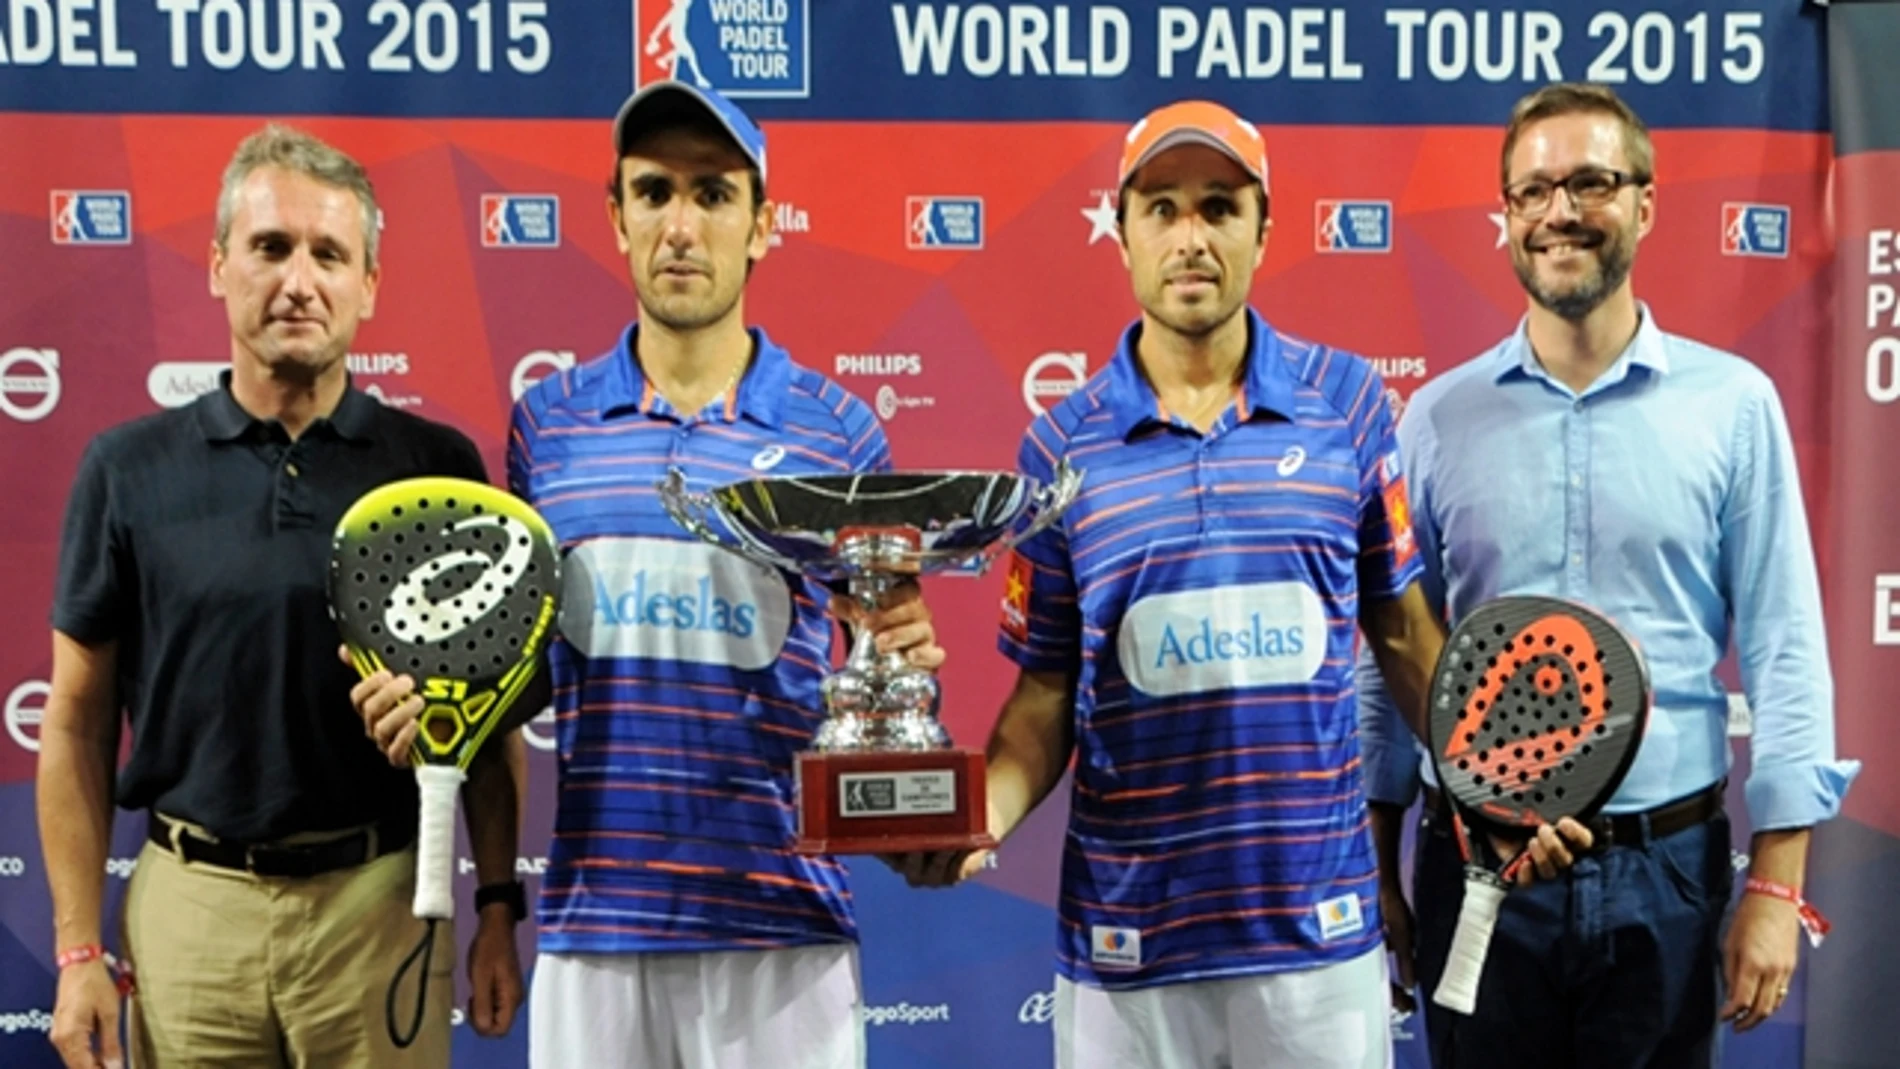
top-left (1423, 779), bottom-right (1726, 849)
top-left (148, 813), bottom-right (413, 879)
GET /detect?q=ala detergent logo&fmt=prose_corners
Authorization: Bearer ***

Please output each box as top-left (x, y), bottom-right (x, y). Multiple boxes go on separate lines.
top-left (560, 538), bottom-right (792, 668)
top-left (1118, 582), bottom-right (1326, 697)
top-left (768, 201), bottom-right (810, 246)
top-left (635, 0), bottom-right (810, 98)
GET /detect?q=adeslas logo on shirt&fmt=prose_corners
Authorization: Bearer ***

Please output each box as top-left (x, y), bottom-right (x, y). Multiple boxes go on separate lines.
top-left (1152, 612), bottom-right (1306, 668)
top-left (1120, 583), bottom-right (1327, 696)
top-left (593, 572), bottom-right (758, 637)
top-left (560, 539), bottom-right (791, 669)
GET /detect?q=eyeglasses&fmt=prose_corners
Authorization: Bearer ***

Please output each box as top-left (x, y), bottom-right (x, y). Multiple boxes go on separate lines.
top-left (1502, 169), bottom-right (1650, 219)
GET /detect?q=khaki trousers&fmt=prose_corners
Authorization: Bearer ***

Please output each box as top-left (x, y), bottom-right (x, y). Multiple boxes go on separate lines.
top-left (122, 823), bottom-right (454, 1068)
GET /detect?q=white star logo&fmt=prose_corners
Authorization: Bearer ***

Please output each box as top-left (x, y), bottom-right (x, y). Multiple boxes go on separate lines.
top-left (1083, 192), bottom-right (1119, 246)
top-left (1488, 211), bottom-right (1509, 249)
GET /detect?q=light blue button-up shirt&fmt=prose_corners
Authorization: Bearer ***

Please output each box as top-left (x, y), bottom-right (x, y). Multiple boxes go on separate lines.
top-left (1357, 309), bottom-right (1858, 830)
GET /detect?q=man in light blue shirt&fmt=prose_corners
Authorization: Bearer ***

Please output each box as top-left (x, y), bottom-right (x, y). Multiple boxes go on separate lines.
top-left (1357, 83), bottom-right (1858, 1069)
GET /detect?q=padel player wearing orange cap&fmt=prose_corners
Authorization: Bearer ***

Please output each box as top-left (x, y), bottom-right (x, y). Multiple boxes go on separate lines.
top-left (886, 98), bottom-right (1453, 1069)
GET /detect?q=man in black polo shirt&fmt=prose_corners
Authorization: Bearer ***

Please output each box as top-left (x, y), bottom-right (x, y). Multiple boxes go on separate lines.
top-left (37, 124), bottom-right (525, 1069)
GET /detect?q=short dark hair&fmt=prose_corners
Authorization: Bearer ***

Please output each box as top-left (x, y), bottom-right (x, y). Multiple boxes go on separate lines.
top-left (606, 103), bottom-right (766, 210)
top-left (1501, 82), bottom-right (1654, 188)
top-left (1115, 181), bottom-right (1270, 241)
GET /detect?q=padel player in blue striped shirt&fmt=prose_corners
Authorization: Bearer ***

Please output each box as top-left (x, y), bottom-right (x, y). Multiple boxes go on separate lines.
top-left (889, 100), bottom-right (1454, 1069)
top-left (507, 81), bottom-right (941, 1069)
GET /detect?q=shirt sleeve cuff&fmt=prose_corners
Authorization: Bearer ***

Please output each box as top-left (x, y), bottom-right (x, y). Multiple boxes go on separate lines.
top-left (1745, 759), bottom-right (1862, 831)
top-left (1363, 740), bottom-right (1424, 807)
top-left (51, 607), bottom-right (118, 646)
top-left (997, 634), bottom-right (1077, 675)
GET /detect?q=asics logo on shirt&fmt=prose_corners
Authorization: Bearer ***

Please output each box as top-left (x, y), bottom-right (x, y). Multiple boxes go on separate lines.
top-left (1118, 583), bottom-right (1327, 696)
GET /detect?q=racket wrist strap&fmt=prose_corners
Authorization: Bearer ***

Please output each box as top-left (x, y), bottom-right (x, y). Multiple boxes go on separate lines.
top-left (56, 944), bottom-right (137, 995)
top-left (1744, 877), bottom-right (1832, 947)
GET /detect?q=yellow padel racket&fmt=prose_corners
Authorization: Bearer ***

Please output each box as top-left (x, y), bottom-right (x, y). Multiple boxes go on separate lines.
top-left (327, 476), bottom-right (559, 1044)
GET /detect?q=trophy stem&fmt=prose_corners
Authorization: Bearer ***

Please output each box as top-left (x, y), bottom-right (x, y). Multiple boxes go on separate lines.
top-left (844, 572), bottom-right (911, 677)
top-left (843, 623), bottom-right (902, 676)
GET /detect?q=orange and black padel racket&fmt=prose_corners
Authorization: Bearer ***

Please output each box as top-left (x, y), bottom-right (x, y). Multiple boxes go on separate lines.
top-left (1427, 596), bottom-right (1650, 1015)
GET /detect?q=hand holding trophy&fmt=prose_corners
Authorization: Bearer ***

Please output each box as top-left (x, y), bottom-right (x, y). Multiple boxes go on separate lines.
top-left (659, 464), bottom-right (1080, 855)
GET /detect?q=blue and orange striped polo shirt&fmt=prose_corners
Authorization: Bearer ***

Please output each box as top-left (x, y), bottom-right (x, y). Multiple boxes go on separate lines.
top-left (509, 323), bottom-right (889, 955)
top-left (1000, 308), bottom-right (1421, 989)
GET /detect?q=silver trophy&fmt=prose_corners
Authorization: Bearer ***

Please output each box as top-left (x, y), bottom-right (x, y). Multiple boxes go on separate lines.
top-left (658, 463), bottom-right (1081, 853)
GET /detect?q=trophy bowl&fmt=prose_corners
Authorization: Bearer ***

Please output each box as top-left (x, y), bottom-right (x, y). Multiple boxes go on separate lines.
top-left (659, 463), bottom-right (1081, 855)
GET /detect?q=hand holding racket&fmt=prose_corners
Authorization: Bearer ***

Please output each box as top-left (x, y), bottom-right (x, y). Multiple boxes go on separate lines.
top-left (1426, 596), bottom-right (1650, 1016)
top-left (328, 477), bottom-right (559, 1045)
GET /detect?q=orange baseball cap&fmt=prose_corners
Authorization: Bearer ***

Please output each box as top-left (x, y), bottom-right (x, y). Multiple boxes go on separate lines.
top-left (1118, 100), bottom-right (1270, 193)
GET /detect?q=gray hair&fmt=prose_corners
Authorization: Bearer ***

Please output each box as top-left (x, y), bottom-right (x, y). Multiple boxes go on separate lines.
top-left (215, 123), bottom-right (381, 269)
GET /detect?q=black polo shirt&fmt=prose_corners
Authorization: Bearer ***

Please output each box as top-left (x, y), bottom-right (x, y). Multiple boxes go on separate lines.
top-left (52, 375), bottom-right (487, 842)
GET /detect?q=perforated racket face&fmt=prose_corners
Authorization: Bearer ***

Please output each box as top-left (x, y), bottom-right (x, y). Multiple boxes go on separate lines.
top-left (329, 478), bottom-right (559, 765)
top-left (1428, 597), bottom-right (1650, 830)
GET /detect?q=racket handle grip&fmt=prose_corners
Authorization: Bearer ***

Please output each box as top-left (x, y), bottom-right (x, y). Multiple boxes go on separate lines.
top-left (1433, 872), bottom-right (1509, 1016)
top-left (413, 765), bottom-right (466, 920)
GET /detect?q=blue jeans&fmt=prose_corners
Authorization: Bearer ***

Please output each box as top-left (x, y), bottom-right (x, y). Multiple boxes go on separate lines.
top-left (1412, 806), bottom-right (1733, 1069)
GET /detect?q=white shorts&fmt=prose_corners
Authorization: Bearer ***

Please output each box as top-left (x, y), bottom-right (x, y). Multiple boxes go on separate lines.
top-left (528, 943), bottom-right (864, 1069)
top-left (1055, 946), bottom-right (1392, 1069)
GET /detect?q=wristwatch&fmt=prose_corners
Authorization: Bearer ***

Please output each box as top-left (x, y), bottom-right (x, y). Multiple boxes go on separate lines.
top-left (474, 879), bottom-right (528, 922)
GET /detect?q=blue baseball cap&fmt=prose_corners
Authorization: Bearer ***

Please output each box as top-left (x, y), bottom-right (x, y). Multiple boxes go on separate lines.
top-left (612, 81), bottom-right (768, 186)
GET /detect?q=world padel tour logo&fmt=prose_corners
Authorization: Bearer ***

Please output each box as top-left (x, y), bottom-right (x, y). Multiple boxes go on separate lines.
top-left (1722, 203), bottom-right (1789, 258)
top-left (635, 0), bottom-right (810, 98)
top-left (50, 191), bottom-right (131, 245)
top-left (1315, 200), bottom-right (1391, 253)
top-left (907, 196), bottom-right (984, 249)
top-left (481, 195), bottom-right (560, 248)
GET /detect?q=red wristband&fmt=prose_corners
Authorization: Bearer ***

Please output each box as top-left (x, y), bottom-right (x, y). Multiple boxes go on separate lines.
top-left (1744, 877), bottom-right (1832, 947)
top-left (56, 944), bottom-right (137, 995)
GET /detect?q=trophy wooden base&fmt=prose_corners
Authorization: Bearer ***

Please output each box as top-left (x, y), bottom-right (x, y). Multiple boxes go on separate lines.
top-left (793, 748), bottom-right (997, 856)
